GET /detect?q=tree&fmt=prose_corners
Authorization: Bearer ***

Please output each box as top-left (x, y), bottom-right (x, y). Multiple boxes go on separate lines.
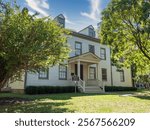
top-left (0, 1), bottom-right (70, 89)
top-left (100, 0), bottom-right (150, 76)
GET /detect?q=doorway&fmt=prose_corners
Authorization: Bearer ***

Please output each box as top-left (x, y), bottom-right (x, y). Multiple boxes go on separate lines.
top-left (75, 64), bottom-right (83, 80)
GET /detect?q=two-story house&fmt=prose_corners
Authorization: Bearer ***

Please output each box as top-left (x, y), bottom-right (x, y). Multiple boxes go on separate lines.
top-left (8, 14), bottom-right (133, 93)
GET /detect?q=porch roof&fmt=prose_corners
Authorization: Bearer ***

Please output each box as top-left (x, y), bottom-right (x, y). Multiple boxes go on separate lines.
top-left (68, 52), bottom-right (100, 64)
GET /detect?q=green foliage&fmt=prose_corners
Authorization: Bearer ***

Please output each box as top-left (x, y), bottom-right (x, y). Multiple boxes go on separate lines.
top-left (100, 0), bottom-right (150, 76)
top-left (0, 1), bottom-right (70, 88)
top-left (25, 86), bottom-right (77, 95)
top-left (105, 86), bottom-right (137, 92)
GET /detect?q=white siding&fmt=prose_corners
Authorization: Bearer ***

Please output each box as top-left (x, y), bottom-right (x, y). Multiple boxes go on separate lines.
top-left (112, 66), bottom-right (132, 87)
top-left (24, 34), bottom-right (133, 88)
top-left (79, 28), bottom-right (89, 36)
top-left (9, 75), bottom-right (24, 89)
top-left (68, 36), bottom-right (112, 86)
top-left (26, 65), bottom-right (73, 87)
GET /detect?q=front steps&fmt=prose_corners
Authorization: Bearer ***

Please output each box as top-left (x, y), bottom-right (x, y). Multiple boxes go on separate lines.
top-left (84, 86), bottom-right (104, 93)
top-left (77, 80), bottom-right (105, 93)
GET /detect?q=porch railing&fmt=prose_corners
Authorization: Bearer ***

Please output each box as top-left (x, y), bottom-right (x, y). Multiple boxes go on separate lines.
top-left (78, 78), bottom-right (85, 92)
top-left (97, 80), bottom-right (105, 92)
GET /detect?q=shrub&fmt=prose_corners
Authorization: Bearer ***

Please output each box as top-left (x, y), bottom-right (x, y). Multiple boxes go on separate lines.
top-left (25, 86), bottom-right (77, 95)
top-left (105, 86), bottom-right (137, 92)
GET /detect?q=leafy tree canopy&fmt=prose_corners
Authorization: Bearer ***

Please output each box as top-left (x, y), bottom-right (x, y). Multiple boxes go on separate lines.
top-left (0, 1), bottom-right (70, 88)
top-left (100, 0), bottom-right (150, 76)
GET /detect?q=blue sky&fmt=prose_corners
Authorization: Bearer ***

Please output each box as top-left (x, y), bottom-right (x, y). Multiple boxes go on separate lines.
top-left (10, 0), bottom-right (110, 31)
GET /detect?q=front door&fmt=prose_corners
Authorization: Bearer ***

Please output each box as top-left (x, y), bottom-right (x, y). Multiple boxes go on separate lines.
top-left (75, 64), bottom-right (83, 80)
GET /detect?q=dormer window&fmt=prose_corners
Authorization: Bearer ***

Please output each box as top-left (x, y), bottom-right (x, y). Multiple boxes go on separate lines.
top-left (89, 28), bottom-right (95, 37)
top-left (79, 25), bottom-right (96, 37)
top-left (54, 14), bottom-right (65, 28)
top-left (57, 17), bottom-right (65, 28)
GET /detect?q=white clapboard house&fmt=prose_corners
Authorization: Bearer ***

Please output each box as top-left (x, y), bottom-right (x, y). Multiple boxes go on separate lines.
top-left (8, 14), bottom-right (133, 93)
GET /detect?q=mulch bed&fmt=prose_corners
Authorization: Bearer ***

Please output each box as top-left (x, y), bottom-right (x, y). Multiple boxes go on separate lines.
top-left (0, 97), bottom-right (32, 105)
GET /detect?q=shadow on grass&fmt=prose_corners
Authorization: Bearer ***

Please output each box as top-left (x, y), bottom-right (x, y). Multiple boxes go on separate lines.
top-left (133, 95), bottom-right (150, 100)
top-left (0, 101), bottom-right (74, 113)
top-left (0, 91), bottom-right (139, 101)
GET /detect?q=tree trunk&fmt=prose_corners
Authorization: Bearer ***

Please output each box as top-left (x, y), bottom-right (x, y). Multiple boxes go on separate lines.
top-left (0, 78), bottom-right (8, 91)
top-left (0, 57), bottom-right (9, 90)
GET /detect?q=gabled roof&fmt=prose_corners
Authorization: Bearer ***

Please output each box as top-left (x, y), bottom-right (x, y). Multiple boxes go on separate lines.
top-left (69, 52), bottom-right (101, 63)
top-left (70, 31), bottom-right (100, 43)
top-left (54, 14), bottom-right (65, 20)
top-left (79, 25), bottom-right (95, 33)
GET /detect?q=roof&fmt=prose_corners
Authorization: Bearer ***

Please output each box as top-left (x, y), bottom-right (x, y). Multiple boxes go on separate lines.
top-left (70, 31), bottom-right (100, 43)
top-left (79, 25), bottom-right (95, 33)
top-left (69, 52), bottom-right (101, 63)
top-left (54, 14), bottom-right (65, 20)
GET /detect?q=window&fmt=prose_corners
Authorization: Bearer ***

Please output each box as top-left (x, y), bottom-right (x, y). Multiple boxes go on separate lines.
top-left (102, 68), bottom-right (107, 81)
top-left (59, 65), bottom-right (67, 80)
top-left (57, 17), bottom-right (65, 28)
top-left (75, 42), bottom-right (82, 55)
top-left (89, 67), bottom-right (96, 79)
top-left (38, 69), bottom-right (49, 79)
top-left (89, 45), bottom-right (95, 54)
top-left (89, 28), bottom-right (95, 37)
top-left (100, 48), bottom-right (106, 60)
top-left (120, 70), bottom-right (125, 82)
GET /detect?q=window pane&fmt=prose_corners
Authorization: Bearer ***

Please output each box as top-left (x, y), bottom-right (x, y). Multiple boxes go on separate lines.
top-left (89, 45), bottom-right (95, 54)
top-left (89, 28), bottom-right (95, 37)
top-left (100, 48), bottom-right (106, 60)
top-left (75, 42), bottom-right (82, 56)
top-left (59, 65), bottom-right (67, 80)
top-left (102, 68), bottom-right (107, 81)
top-left (75, 43), bottom-right (81, 49)
top-left (75, 50), bottom-right (81, 55)
top-left (58, 17), bottom-right (65, 28)
top-left (89, 67), bottom-right (96, 79)
top-left (120, 70), bottom-right (125, 82)
top-left (39, 69), bottom-right (48, 79)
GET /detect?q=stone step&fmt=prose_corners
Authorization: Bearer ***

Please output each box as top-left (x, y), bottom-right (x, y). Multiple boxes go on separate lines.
top-left (84, 86), bottom-right (104, 93)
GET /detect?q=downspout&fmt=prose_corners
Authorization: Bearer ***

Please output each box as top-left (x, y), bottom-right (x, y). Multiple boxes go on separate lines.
top-left (110, 48), bottom-right (113, 86)
top-left (24, 70), bottom-right (27, 90)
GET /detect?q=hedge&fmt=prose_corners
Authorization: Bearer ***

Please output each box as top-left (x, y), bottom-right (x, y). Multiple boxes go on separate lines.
top-left (25, 86), bottom-right (78, 95)
top-left (105, 86), bottom-right (137, 92)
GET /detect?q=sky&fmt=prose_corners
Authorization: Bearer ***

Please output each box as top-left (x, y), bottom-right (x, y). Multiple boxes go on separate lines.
top-left (8, 0), bottom-right (111, 31)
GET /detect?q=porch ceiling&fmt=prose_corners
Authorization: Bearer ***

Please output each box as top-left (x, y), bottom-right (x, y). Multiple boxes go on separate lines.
top-left (68, 52), bottom-right (100, 64)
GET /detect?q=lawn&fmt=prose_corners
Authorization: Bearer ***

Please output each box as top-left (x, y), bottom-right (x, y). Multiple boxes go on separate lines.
top-left (0, 90), bottom-right (150, 113)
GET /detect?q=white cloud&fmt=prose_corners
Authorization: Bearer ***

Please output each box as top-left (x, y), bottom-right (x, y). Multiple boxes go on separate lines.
top-left (81, 0), bottom-right (101, 21)
top-left (25, 0), bottom-right (49, 17)
top-left (63, 14), bottom-right (75, 25)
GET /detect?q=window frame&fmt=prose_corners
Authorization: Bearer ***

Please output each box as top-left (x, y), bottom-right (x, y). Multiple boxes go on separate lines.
top-left (120, 70), bottom-right (125, 82)
top-left (89, 45), bottom-right (95, 54)
top-left (38, 68), bottom-right (49, 79)
top-left (102, 68), bottom-right (107, 81)
top-left (89, 67), bottom-right (96, 80)
top-left (59, 64), bottom-right (67, 80)
top-left (75, 41), bottom-right (82, 56)
top-left (89, 28), bottom-right (95, 37)
top-left (100, 48), bottom-right (106, 60)
top-left (57, 17), bottom-right (65, 28)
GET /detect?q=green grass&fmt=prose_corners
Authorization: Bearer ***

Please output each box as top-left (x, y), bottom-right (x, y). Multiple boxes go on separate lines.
top-left (0, 90), bottom-right (150, 113)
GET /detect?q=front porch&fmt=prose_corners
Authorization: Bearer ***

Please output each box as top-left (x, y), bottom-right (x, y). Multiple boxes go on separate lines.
top-left (68, 52), bottom-right (105, 93)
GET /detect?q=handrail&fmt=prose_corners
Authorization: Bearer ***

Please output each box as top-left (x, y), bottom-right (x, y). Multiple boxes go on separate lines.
top-left (78, 78), bottom-right (85, 92)
top-left (97, 80), bottom-right (105, 92)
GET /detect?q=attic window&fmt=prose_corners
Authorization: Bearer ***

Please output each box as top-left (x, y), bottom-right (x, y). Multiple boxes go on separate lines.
top-left (57, 17), bottom-right (65, 28)
top-left (89, 28), bottom-right (95, 37)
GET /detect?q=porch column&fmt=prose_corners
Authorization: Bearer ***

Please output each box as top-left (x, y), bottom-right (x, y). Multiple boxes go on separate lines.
top-left (96, 63), bottom-right (100, 80)
top-left (77, 60), bottom-right (80, 79)
top-left (68, 63), bottom-right (71, 80)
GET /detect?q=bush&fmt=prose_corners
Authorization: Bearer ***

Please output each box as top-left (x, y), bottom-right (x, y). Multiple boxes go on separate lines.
top-left (105, 86), bottom-right (137, 92)
top-left (25, 86), bottom-right (77, 95)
